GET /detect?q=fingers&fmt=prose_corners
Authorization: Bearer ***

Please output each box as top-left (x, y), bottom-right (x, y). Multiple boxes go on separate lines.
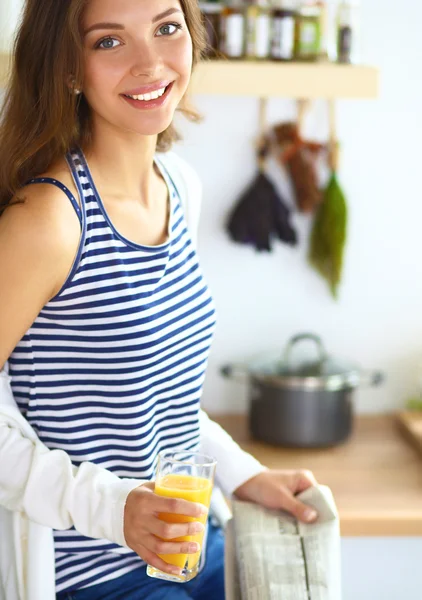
top-left (282, 494), bottom-right (318, 524)
top-left (131, 529), bottom-right (202, 578)
top-left (296, 469), bottom-right (318, 489)
top-left (151, 495), bottom-right (209, 519)
top-left (145, 534), bottom-right (200, 557)
top-left (128, 484), bottom-right (209, 520)
top-left (123, 485), bottom-right (209, 577)
top-left (138, 545), bottom-right (185, 577)
top-left (149, 517), bottom-right (205, 540)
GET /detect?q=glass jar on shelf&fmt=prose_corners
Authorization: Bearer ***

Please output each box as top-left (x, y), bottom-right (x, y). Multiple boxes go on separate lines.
top-left (337, 0), bottom-right (360, 64)
top-left (245, 0), bottom-right (272, 60)
top-left (294, 1), bottom-right (322, 62)
top-left (220, 0), bottom-right (247, 59)
top-left (316, 0), bottom-right (329, 61)
top-left (199, 1), bottom-right (223, 59)
top-left (270, 0), bottom-right (297, 62)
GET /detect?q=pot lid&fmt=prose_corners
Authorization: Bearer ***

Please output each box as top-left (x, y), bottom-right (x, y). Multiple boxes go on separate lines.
top-left (249, 333), bottom-right (361, 390)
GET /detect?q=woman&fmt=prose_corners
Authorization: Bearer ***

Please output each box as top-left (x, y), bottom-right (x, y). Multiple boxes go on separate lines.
top-left (0, 0), bottom-right (319, 598)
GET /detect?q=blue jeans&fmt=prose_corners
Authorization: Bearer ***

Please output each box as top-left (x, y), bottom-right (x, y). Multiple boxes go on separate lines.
top-left (56, 520), bottom-right (225, 600)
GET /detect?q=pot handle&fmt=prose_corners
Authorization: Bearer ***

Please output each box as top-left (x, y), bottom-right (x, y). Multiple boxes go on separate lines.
top-left (283, 333), bottom-right (328, 365)
top-left (357, 370), bottom-right (385, 388)
top-left (220, 364), bottom-right (249, 384)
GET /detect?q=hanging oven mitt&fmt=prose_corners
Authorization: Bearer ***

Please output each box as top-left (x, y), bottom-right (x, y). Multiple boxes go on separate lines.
top-left (227, 137), bottom-right (297, 252)
top-left (226, 172), bottom-right (273, 251)
top-left (226, 171), bottom-right (297, 251)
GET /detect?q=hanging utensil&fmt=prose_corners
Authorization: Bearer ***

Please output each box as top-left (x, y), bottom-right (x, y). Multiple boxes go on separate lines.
top-left (226, 97), bottom-right (297, 251)
top-left (308, 99), bottom-right (348, 298)
top-left (272, 100), bottom-right (325, 214)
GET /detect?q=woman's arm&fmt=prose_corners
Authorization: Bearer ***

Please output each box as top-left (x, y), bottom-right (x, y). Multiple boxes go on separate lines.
top-left (0, 187), bottom-right (143, 545)
top-left (0, 394), bottom-right (142, 545)
top-left (199, 409), bottom-right (268, 498)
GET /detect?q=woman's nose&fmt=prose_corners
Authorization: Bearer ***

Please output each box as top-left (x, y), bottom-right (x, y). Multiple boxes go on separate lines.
top-left (129, 44), bottom-right (162, 78)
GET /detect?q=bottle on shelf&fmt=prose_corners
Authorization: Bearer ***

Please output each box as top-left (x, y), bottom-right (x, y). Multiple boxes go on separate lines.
top-left (316, 0), bottom-right (329, 62)
top-left (245, 0), bottom-right (272, 60)
top-left (199, 1), bottom-right (224, 59)
top-left (294, 1), bottom-right (322, 62)
top-left (270, 0), bottom-right (297, 62)
top-left (337, 0), bottom-right (360, 64)
top-left (220, 0), bottom-right (247, 59)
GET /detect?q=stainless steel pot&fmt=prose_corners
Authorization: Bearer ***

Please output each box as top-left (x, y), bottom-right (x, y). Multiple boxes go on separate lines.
top-left (221, 333), bottom-right (384, 448)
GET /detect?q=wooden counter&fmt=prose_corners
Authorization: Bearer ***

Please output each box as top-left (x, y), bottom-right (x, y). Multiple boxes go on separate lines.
top-left (209, 413), bottom-right (422, 537)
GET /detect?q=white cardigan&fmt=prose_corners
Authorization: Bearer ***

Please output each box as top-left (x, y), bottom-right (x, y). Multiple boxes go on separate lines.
top-left (0, 151), bottom-right (266, 600)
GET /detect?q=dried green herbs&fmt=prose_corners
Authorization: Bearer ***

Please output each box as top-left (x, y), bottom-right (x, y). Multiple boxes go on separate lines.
top-left (308, 172), bottom-right (347, 298)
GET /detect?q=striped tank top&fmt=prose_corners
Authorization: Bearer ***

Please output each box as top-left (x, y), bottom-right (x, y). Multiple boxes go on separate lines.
top-left (8, 146), bottom-right (216, 594)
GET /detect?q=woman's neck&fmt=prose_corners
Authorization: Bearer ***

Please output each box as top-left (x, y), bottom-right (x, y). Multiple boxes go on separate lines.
top-left (81, 124), bottom-right (160, 208)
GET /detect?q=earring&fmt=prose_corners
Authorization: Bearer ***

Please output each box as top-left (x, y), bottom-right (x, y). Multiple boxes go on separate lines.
top-left (69, 78), bottom-right (82, 95)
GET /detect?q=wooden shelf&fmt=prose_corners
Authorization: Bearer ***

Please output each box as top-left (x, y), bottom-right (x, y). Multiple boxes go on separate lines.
top-left (190, 60), bottom-right (379, 99)
top-left (1, 53), bottom-right (379, 100)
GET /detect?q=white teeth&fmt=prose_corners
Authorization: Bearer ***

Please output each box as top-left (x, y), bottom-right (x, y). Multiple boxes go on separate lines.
top-left (126, 87), bottom-right (167, 101)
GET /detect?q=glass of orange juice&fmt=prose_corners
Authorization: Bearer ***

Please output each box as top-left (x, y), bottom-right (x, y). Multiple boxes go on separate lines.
top-left (146, 450), bottom-right (217, 583)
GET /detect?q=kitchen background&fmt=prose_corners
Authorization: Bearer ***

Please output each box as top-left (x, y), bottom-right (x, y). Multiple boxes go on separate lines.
top-left (179, 0), bottom-right (422, 417)
top-left (1, 0), bottom-right (420, 415)
top-left (1, 1), bottom-right (422, 599)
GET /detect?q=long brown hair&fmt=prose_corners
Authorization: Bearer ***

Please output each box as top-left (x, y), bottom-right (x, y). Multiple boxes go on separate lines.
top-left (0, 0), bottom-right (207, 215)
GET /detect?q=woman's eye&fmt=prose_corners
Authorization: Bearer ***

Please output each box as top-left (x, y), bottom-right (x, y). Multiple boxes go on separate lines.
top-left (95, 37), bottom-right (121, 50)
top-left (157, 23), bottom-right (183, 37)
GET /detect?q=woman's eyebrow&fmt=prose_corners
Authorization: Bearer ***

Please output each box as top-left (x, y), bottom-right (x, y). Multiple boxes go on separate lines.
top-left (83, 8), bottom-right (183, 36)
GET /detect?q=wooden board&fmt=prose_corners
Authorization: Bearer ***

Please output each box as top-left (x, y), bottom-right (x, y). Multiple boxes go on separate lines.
top-left (209, 413), bottom-right (422, 536)
top-left (190, 60), bottom-right (379, 99)
top-left (396, 411), bottom-right (422, 457)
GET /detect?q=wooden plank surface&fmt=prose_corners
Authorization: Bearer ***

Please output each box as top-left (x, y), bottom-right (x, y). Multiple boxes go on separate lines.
top-left (209, 413), bottom-right (422, 536)
top-left (190, 60), bottom-right (379, 99)
top-left (396, 411), bottom-right (422, 457)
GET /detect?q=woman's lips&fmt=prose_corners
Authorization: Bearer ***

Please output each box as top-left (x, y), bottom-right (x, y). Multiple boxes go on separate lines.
top-left (122, 80), bottom-right (172, 96)
top-left (120, 81), bottom-right (174, 110)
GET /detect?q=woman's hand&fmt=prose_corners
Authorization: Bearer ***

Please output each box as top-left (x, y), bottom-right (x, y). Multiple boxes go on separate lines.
top-left (233, 469), bottom-right (319, 523)
top-left (123, 482), bottom-right (208, 576)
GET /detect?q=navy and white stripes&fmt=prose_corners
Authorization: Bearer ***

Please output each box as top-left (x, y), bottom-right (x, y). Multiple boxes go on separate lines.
top-left (8, 147), bottom-right (216, 593)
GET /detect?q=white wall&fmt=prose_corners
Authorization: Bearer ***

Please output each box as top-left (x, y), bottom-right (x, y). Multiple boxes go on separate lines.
top-left (174, 0), bottom-right (422, 415)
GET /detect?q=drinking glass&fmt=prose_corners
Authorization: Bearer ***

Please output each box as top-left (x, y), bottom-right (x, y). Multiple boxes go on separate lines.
top-left (146, 450), bottom-right (217, 583)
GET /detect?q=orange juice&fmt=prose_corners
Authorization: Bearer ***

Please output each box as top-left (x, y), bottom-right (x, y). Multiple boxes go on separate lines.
top-left (154, 473), bottom-right (213, 569)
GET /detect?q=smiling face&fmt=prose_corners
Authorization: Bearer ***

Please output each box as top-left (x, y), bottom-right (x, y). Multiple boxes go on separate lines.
top-left (81, 0), bottom-right (193, 137)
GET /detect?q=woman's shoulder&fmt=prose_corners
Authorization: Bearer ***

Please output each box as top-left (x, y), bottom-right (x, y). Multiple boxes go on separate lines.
top-left (1, 157), bottom-right (82, 288)
top-left (35, 156), bottom-right (79, 196)
top-left (14, 155), bottom-right (81, 222)
top-left (0, 171), bottom-right (83, 317)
